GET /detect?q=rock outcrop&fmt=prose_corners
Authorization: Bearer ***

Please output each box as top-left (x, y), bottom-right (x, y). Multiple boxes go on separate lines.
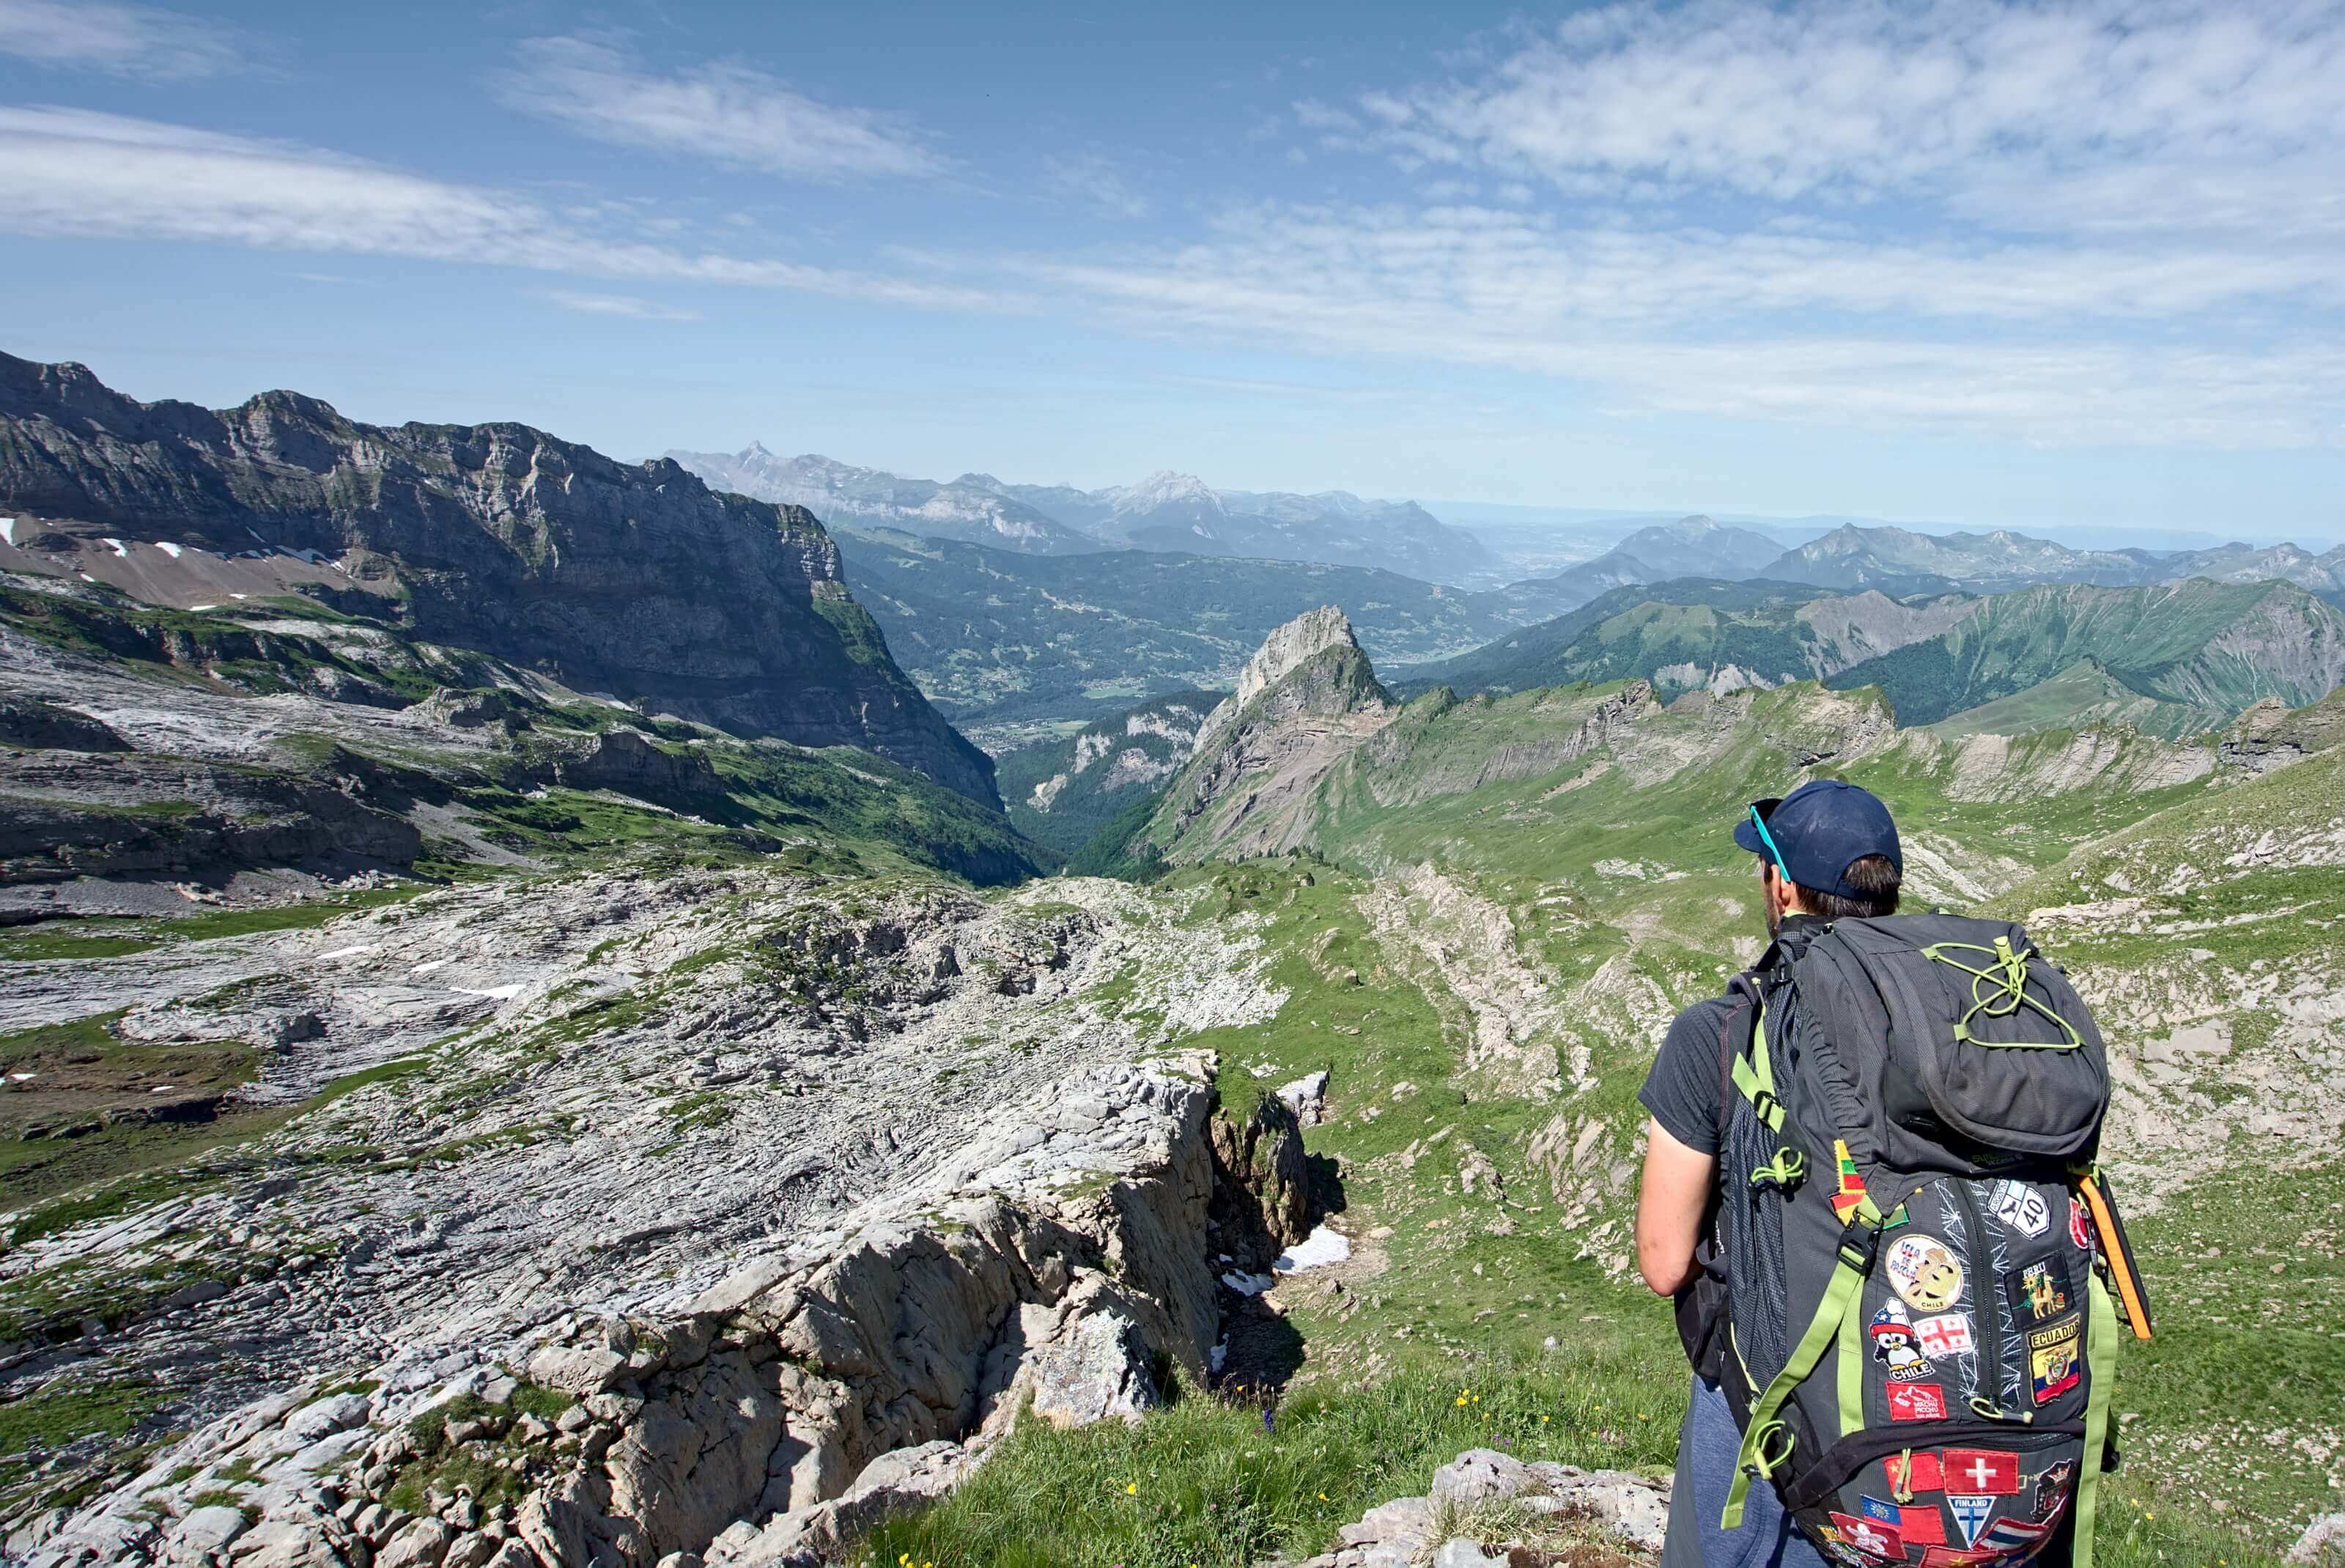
top-left (1301, 1446), bottom-right (1670, 1567)
top-left (1144, 608), bottom-right (1397, 863)
top-left (0, 353), bottom-right (997, 805)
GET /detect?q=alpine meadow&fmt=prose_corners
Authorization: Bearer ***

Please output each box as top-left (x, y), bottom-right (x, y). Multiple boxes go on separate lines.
top-left (1, 4), bottom-right (2341, 1568)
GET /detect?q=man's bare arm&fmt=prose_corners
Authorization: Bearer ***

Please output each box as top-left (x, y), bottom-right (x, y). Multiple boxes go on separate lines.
top-left (1636, 1117), bottom-right (1716, 1296)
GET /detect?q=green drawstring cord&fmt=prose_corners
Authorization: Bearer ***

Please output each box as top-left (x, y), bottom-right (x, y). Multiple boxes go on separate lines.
top-left (1751, 1146), bottom-right (1806, 1193)
top-left (1968, 1394), bottom-right (2037, 1424)
top-left (1921, 936), bottom-right (2084, 1049)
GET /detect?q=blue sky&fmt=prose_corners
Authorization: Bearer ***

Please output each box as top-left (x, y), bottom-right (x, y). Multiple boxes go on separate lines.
top-left (2, 0), bottom-right (2341, 544)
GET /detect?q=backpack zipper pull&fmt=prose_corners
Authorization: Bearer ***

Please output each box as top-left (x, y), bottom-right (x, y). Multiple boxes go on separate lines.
top-left (1968, 1394), bottom-right (2036, 1425)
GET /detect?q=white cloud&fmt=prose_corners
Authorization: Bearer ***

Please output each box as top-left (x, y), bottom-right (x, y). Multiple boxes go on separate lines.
top-left (0, 108), bottom-right (1008, 312)
top-left (543, 291), bottom-right (701, 322)
top-left (1043, 153), bottom-right (1151, 219)
top-left (0, 0), bottom-right (240, 78)
top-left (1373, 0), bottom-right (2345, 221)
top-left (496, 36), bottom-right (945, 181)
top-left (1027, 201), bottom-right (2345, 446)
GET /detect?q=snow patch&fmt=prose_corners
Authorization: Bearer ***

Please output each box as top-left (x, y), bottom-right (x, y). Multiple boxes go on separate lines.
top-left (157, 541), bottom-right (183, 559)
top-left (1219, 1271), bottom-right (1274, 1295)
top-left (1274, 1224), bottom-right (1350, 1273)
top-left (317, 945), bottom-right (373, 961)
top-left (457, 984), bottom-right (525, 1000)
top-left (410, 958), bottom-right (456, 974)
top-left (0, 518), bottom-right (18, 545)
top-left (102, 538), bottom-right (128, 557)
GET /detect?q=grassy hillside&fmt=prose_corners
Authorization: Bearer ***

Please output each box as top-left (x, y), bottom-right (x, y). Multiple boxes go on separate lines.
top-left (997, 689), bottom-right (1219, 855)
top-left (1394, 578), bottom-right (1979, 706)
top-left (939, 666), bottom-right (2345, 1564)
top-left (1828, 577), bottom-right (2345, 733)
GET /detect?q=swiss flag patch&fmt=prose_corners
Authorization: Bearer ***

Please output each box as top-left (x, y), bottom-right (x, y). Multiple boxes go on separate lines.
top-left (1941, 1448), bottom-right (2023, 1495)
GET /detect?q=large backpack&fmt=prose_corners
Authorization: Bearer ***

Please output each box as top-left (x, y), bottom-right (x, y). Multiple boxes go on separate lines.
top-left (1705, 912), bottom-right (2143, 1568)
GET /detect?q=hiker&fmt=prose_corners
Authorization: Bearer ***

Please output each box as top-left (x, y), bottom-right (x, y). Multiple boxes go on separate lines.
top-left (1633, 780), bottom-right (1900, 1567)
top-left (1631, 780), bottom-right (2143, 1568)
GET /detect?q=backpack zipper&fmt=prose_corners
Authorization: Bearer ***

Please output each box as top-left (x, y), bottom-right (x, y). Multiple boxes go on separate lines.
top-left (1948, 1177), bottom-right (2015, 1418)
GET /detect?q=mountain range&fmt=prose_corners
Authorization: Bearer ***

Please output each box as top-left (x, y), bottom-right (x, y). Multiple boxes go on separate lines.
top-left (8, 357), bottom-right (2345, 1568)
top-left (668, 445), bottom-right (1497, 585)
top-left (0, 353), bottom-right (996, 804)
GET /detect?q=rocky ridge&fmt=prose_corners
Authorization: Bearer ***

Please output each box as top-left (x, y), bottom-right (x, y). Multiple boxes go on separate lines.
top-left (7, 868), bottom-right (1314, 1566)
top-left (0, 355), bottom-right (994, 804)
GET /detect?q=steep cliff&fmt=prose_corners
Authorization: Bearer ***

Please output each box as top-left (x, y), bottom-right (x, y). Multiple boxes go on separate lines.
top-left (0, 354), bottom-right (997, 805)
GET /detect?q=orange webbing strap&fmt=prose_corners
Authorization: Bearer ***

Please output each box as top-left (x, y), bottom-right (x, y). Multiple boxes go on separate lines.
top-left (2077, 1172), bottom-right (2153, 1342)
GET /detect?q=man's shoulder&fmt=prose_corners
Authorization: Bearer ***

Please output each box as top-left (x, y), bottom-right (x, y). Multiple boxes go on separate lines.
top-left (1663, 990), bottom-right (1749, 1049)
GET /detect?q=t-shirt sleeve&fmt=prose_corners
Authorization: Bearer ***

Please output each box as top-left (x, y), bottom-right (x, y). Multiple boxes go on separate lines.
top-left (1637, 996), bottom-right (1741, 1157)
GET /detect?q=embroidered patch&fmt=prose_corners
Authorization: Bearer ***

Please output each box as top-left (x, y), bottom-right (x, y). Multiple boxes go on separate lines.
top-left (1888, 1382), bottom-right (1949, 1421)
top-left (1980, 1512), bottom-right (2052, 1553)
top-left (2069, 1192), bottom-right (2094, 1251)
top-left (1943, 1449), bottom-right (2022, 1495)
top-left (1914, 1310), bottom-right (1976, 1358)
top-left (1886, 1233), bottom-right (1967, 1312)
top-left (1899, 1504), bottom-right (1948, 1546)
top-left (1947, 1493), bottom-right (1995, 1547)
top-left (2031, 1460), bottom-right (2076, 1523)
top-left (2028, 1314), bottom-right (2083, 1405)
top-left (1860, 1496), bottom-right (1901, 1525)
top-left (1829, 1511), bottom-right (1904, 1562)
top-left (1988, 1179), bottom-right (2050, 1238)
top-left (1871, 1303), bottom-right (1937, 1382)
top-left (2005, 1252), bottom-right (2073, 1326)
top-left (1893, 1451), bottom-right (1945, 1493)
top-left (1920, 1548), bottom-right (2006, 1568)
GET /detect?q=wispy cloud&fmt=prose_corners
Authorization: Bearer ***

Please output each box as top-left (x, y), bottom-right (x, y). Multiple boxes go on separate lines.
top-left (543, 289), bottom-right (701, 322)
top-left (0, 108), bottom-right (1009, 311)
top-left (0, 0), bottom-right (241, 78)
top-left (1043, 153), bottom-right (1151, 219)
top-left (1011, 0), bottom-right (2345, 449)
top-left (495, 36), bottom-right (945, 181)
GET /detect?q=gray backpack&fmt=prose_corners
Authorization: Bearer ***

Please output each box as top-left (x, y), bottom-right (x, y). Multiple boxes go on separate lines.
top-left (1706, 913), bottom-right (2132, 1568)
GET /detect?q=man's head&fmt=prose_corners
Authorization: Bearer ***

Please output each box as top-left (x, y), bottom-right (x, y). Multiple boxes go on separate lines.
top-left (1734, 779), bottom-right (1903, 933)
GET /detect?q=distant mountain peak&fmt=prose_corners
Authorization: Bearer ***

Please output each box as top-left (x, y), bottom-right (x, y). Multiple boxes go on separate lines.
top-left (1115, 470), bottom-right (1222, 513)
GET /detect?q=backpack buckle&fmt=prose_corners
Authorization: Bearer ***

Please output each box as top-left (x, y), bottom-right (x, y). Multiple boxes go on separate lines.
top-left (1836, 1217), bottom-right (1882, 1273)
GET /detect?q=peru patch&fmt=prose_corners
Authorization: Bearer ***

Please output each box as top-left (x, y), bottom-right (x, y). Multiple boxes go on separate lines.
top-left (1888, 1382), bottom-right (1950, 1421)
top-left (2006, 1254), bottom-right (2072, 1325)
top-left (2028, 1314), bottom-right (2083, 1405)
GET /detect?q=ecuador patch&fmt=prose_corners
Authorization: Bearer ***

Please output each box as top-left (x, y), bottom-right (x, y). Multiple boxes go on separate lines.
top-left (2028, 1314), bottom-right (2083, 1405)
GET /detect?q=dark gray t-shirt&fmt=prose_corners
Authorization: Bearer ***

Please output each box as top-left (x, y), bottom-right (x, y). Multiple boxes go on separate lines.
top-left (1637, 993), bottom-right (1746, 1156)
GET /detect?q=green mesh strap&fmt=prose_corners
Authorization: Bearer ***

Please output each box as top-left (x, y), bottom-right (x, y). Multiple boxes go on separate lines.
top-left (1836, 1281), bottom-right (1864, 1436)
top-left (1919, 936), bottom-right (2083, 1049)
top-left (1731, 997), bottom-right (1786, 1131)
top-left (2072, 1273), bottom-right (2120, 1568)
top-left (1722, 1231), bottom-right (1873, 1528)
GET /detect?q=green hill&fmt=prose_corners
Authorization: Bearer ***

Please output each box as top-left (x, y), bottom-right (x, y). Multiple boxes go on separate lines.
top-left (1393, 578), bottom-right (1976, 700)
top-left (997, 689), bottom-right (1219, 855)
top-left (1828, 577), bottom-right (2345, 733)
top-left (1928, 659), bottom-right (2201, 737)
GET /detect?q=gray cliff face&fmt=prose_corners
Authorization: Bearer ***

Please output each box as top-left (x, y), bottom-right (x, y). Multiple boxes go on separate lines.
top-left (0, 355), bottom-right (998, 805)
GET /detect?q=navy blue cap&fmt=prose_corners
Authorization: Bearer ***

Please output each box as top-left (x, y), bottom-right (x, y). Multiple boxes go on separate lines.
top-left (1733, 779), bottom-right (1902, 898)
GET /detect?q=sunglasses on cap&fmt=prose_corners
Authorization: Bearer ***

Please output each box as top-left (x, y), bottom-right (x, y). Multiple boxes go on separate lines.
top-left (1747, 797), bottom-right (1791, 881)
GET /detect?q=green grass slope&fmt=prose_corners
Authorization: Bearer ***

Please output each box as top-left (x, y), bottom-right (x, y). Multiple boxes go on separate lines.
top-left (1828, 577), bottom-right (2345, 732)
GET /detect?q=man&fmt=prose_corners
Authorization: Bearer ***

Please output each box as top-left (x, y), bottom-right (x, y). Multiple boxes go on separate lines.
top-left (1633, 778), bottom-right (1905, 1568)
